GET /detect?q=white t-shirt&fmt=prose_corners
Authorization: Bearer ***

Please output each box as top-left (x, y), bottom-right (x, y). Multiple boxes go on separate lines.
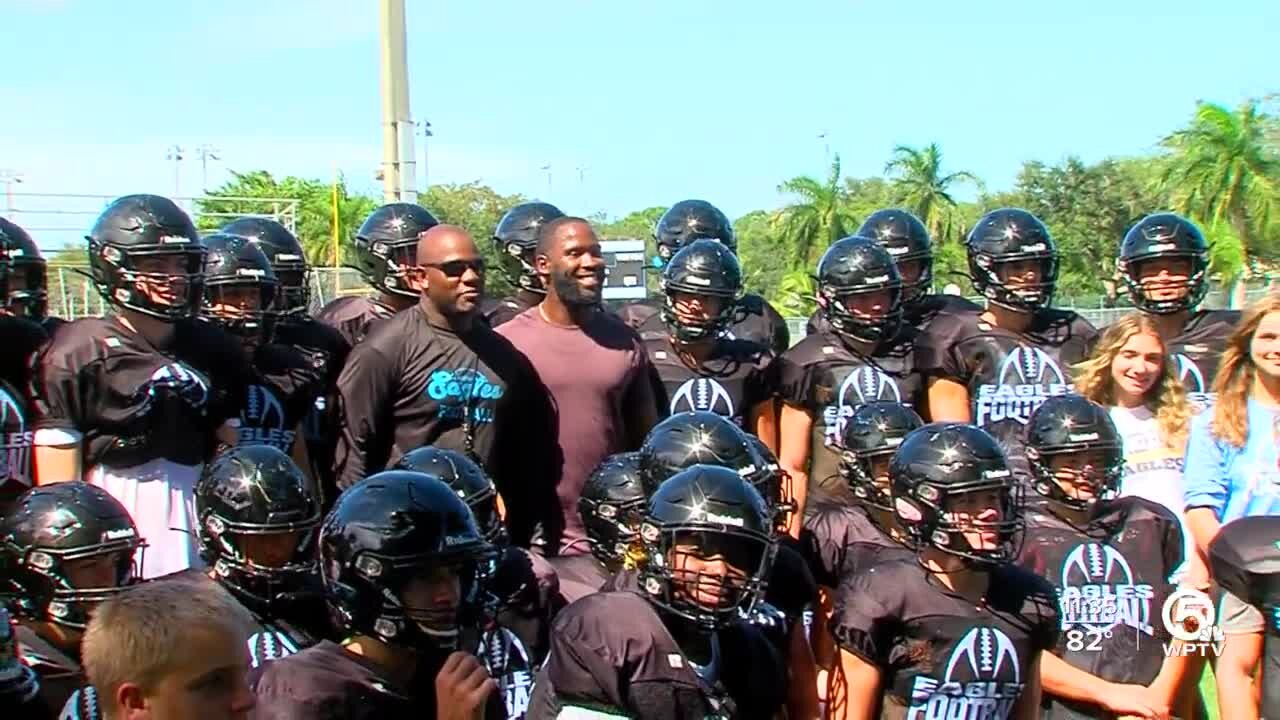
top-left (1109, 405), bottom-right (1192, 582)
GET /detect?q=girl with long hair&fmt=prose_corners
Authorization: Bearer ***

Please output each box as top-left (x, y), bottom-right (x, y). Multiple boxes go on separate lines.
top-left (1183, 293), bottom-right (1280, 720)
top-left (1074, 312), bottom-right (1197, 581)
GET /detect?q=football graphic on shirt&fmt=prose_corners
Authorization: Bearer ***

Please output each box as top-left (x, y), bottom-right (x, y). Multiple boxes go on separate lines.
top-left (669, 377), bottom-right (735, 418)
top-left (997, 346), bottom-right (1066, 387)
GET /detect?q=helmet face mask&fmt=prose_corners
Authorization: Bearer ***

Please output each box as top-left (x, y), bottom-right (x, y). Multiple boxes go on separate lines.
top-left (1025, 394), bottom-right (1125, 513)
top-left (966, 209), bottom-right (1058, 313)
top-left (580, 452), bottom-right (648, 567)
top-left (889, 423), bottom-right (1024, 567)
top-left (221, 217), bottom-right (312, 320)
top-left (352, 204), bottom-right (440, 298)
top-left (492, 202), bottom-right (565, 293)
top-left (1118, 214), bottom-right (1209, 315)
top-left (817, 236), bottom-right (905, 346)
top-left (1, 484), bottom-right (144, 630)
top-left (658, 239), bottom-right (744, 343)
top-left (637, 465), bottom-right (775, 630)
top-left (0, 218), bottom-right (48, 319)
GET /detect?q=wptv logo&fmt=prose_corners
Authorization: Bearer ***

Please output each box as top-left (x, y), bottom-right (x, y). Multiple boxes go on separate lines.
top-left (1160, 588), bottom-right (1225, 658)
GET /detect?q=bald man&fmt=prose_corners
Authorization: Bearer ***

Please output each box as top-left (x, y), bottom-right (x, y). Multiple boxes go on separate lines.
top-left (332, 226), bottom-right (561, 539)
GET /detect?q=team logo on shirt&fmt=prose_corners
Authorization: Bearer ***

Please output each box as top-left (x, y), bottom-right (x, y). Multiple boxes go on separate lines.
top-left (426, 368), bottom-right (504, 424)
top-left (974, 346), bottom-right (1071, 426)
top-left (477, 627), bottom-right (534, 719)
top-left (0, 383), bottom-right (33, 490)
top-left (670, 377), bottom-right (736, 420)
top-left (909, 626), bottom-right (1024, 719)
top-left (247, 627), bottom-right (301, 668)
top-left (1174, 353), bottom-right (1213, 407)
top-left (823, 366), bottom-right (902, 446)
top-left (1059, 542), bottom-right (1154, 637)
top-left (238, 385), bottom-right (294, 451)
top-left (135, 362), bottom-right (211, 414)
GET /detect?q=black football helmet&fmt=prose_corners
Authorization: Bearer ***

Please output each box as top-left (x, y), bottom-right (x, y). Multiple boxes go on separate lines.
top-left (654, 200), bottom-right (736, 263)
top-left (492, 202), bottom-right (565, 294)
top-left (1025, 395), bottom-right (1124, 511)
top-left (638, 465), bottom-right (775, 629)
top-left (0, 218), bottom-right (46, 319)
top-left (856, 209), bottom-right (932, 306)
top-left (352, 203), bottom-right (440, 298)
top-left (221, 217), bottom-right (312, 320)
top-left (201, 233), bottom-right (279, 345)
top-left (1118, 213), bottom-right (1210, 315)
top-left (87, 194), bottom-right (207, 320)
top-left (320, 470), bottom-right (495, 651)
top-left (889, 423), bottom-right (1024, 565)
top-left (966, 208), bottom-right (1058, 312)
top-left (393, 446), bottom-right (506, 545)
top-left (638, 412), bottom-right (760, 493)
top-left (0, 483), bottom-right (143, 630)
top-left (195, 445), bottom-right (321, 613)
top-left (579, 452), bottom-right (648, 567)
top-left (659, 239), bottom-right (744, 342)
top-left (743, 434), bottom-right (796, 531)
top-left (839, 402), bottom-right (924, 513)
top-left (817, 235), bottom-right (904, 345)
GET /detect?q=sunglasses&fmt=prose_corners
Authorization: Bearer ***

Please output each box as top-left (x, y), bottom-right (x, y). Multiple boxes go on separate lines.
top-left (421, 258), bottom-right (486, 278)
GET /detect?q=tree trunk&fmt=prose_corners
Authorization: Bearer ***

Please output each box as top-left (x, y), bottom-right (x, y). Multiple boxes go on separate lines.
top-left (1231, 207), bottom-right (1251, 309)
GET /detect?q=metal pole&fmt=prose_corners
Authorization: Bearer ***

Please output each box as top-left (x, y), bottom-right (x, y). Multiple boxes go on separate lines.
top-left (0, 170), bottom-right (21, 219)
top-left (541, 165), bottom-right (552, 197)
top-left (378, 0), bottom-right (406, 203)
top-left (167, 146), bottom-right (184, 196)
top-left (393, 0), bottom-right (416, 203)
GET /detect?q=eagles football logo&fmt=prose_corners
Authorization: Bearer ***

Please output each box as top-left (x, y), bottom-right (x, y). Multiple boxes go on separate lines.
top-left (1174, 353), bottom-right (1206, 393)
top-left (1062, 542), bottom-right (1135, 587)
top-left (944, 626), bottom-right (1022, 684)
top-left (1059, 542), bottom-right (1155, 636)
top-left (477, 627), bottom-right (534, 719)
top-left (239, 385), bottom-right (294, 451)
top-left (907, 625), bottom-right (1023, 719)
top-left (669, 377), bottom-right (735, 419)
top-left (136, 362), bottom-right (211, 412)
top-left (836, 366), bottom-right (902, 407)
top-left (996, 346), bottom-right (1066, 387)
top-left (0, 383), bottom-right (31, 488)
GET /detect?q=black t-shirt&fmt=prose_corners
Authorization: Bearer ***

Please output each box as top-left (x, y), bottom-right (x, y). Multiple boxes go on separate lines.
top-left (1166, 309), bottom-right (1238, 408)
top-left (642, 334), bottom-right (776, 428)
top-left (831, 559), bottom-right (1060, 720)
top-left (916, 307), bottom-right (1098, 483)
top-left (547, 553), bottom-right (613, 605)
top-left (529, 591), bottom-right (786, 720)
top-left (273, 317), bottom-right (351, 504)
top-left (777, 328), bottom-right (925, 487)
top-left (238, 343), bottom-right (327, 455)
top-left (481, 293), bottom-right (540, 329)
top-left (333, 308), bottom-right (558, 543)
top-left (800, 496), bottom-right (913, 589)
top-left (0, 316), bottom-right (46, 505)
top-left (33, 316), bottom-right (250, 469)
top-left (622, 293), bottom-right (791, 355)
top-left (315, 294), bottom-right (398, 347)
top-left (1017, 497), bottom-right (1182, 718)
top-left (16, 625), bottom-right (81, 719)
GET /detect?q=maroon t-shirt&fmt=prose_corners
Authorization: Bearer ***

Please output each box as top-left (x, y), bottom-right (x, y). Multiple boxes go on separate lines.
top-left (497, 307), bottom-right (659, 555)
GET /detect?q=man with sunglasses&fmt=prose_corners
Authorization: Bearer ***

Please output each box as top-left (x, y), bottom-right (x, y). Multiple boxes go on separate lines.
top-left (333, 224), bottom-right (558, 546)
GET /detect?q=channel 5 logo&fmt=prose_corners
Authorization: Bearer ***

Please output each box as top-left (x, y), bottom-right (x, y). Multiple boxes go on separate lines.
top-left (1160, 588), bottom-right (1225, 658)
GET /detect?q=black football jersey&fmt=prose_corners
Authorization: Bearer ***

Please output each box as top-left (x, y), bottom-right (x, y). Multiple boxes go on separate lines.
top-left (273, 318), bottom-right (350, 504)
top-left (806, 294), bottom-right (983, 337)
top-left (16, 625), bottom-right (81, 719)
top-left (40, 316), bottom-right (67, 336)
top-left (777, 328), bottom-right (925, 487)
top-left (32, 316), bottom-right (250, 470)
top-left (488, 546), bottom-right (559, 687)
top-left (476, 624), bottom-right (539, 720)
top-left (238, 343), bottom-right (327, 455)
top-left (831, 559), bottom-right (1059, 720)
top-left (529, 590), bottom-right (786, 720)
top-left (916, 307), bottom-right (1097, 483)
top-left (800, 495), bottom-right (913, 589)
top-left (481, 293), bottom-right (540, 328)
top-left (624, 293), bottom-right (791, 355)
top-left (767, 541), bottom-right (819, 631)
top-left (1017, 497), bottom-right (1182, 718)
top-left (1165, 309), bottom-right (1239, 409)
top-left (0, 316), bottom-right (46, 505)
top-left (548, 553), bottom-right (613, 605)
top-left (642, 335), bottom-right (776, 428)
top-left (315, 294), bottom-right (398, 347)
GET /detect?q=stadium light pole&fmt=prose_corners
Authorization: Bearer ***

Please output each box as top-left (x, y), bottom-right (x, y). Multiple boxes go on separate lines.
top-left (379, 0), bottom-right (415, 203)
top-left (197, 144), bottom-right (221, 193)
top-left (0, 169), bottom-right (22, 220)
top-left (166, 145), bottom-right (185, 196)
top-left (540, 164), bottom-right (552, 198)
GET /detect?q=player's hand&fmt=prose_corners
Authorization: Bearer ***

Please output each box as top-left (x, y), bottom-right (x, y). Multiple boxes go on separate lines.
top-left (1101, 683), bottom-right (1168, 719)
top-left (435, 651), bottom-right (497, 720)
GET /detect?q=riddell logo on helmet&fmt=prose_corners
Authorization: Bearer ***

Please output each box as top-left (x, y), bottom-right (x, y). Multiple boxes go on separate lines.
top-left (160, 235), bottom-right (190, 244)
top-left (1146, 242), bottom-right (1178, 252)
top-left (702, 511), bottom-right (745, 527)
top-left (1068, 432), bottom-right (1099, 442)
top-left (103, 527), bottom-right (136, 541)
top-left (864, 274), bottom-right (891, 283)
top-left (1019, 243), bottom-right (1047, 252)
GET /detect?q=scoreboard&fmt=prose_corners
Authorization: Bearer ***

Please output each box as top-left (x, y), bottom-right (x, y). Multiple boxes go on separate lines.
top-left (600, 238), bottom-right (649, 302)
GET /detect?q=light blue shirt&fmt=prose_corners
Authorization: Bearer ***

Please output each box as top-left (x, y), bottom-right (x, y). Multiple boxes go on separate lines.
top-left (1183, 398), bottom-right (1280, 522)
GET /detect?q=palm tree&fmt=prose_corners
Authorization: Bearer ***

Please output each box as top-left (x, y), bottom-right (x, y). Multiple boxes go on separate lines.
top-left (773, 154), bottom-right (860, 271)
top-left (1159, 100), bottom-right (1280, 304)
top-left (884, 143), bottom-right (983, 244)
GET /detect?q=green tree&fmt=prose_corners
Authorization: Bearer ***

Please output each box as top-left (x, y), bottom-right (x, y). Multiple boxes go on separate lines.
top-left (197, 170), bottom-right (377, 266)
top-left (417, 182), bottom-right (527, 296)
top-left (884, 142), bottom-right (983, 246)
top-left (1159, 100), bottom-right (1280, 303)
top-left (773, 155), bottom-right (860, 270)
top-left (735, 209), bottom-right (788, 301)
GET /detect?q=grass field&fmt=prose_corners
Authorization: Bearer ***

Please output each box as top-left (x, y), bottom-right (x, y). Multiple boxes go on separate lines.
top-left (1200, 665), bottom-right (1219, 720)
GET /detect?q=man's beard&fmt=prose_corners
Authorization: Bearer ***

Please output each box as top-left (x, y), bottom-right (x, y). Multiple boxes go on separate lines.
top-left (552, 269), bottom-right (602, 307)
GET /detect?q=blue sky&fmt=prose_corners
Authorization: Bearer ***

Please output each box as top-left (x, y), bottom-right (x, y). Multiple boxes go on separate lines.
top-left (2, 0), bottom-right (1276, 250)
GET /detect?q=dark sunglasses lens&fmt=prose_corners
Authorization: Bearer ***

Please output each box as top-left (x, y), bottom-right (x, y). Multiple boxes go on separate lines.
top-left (439, 259), bottom-right (485, 277)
